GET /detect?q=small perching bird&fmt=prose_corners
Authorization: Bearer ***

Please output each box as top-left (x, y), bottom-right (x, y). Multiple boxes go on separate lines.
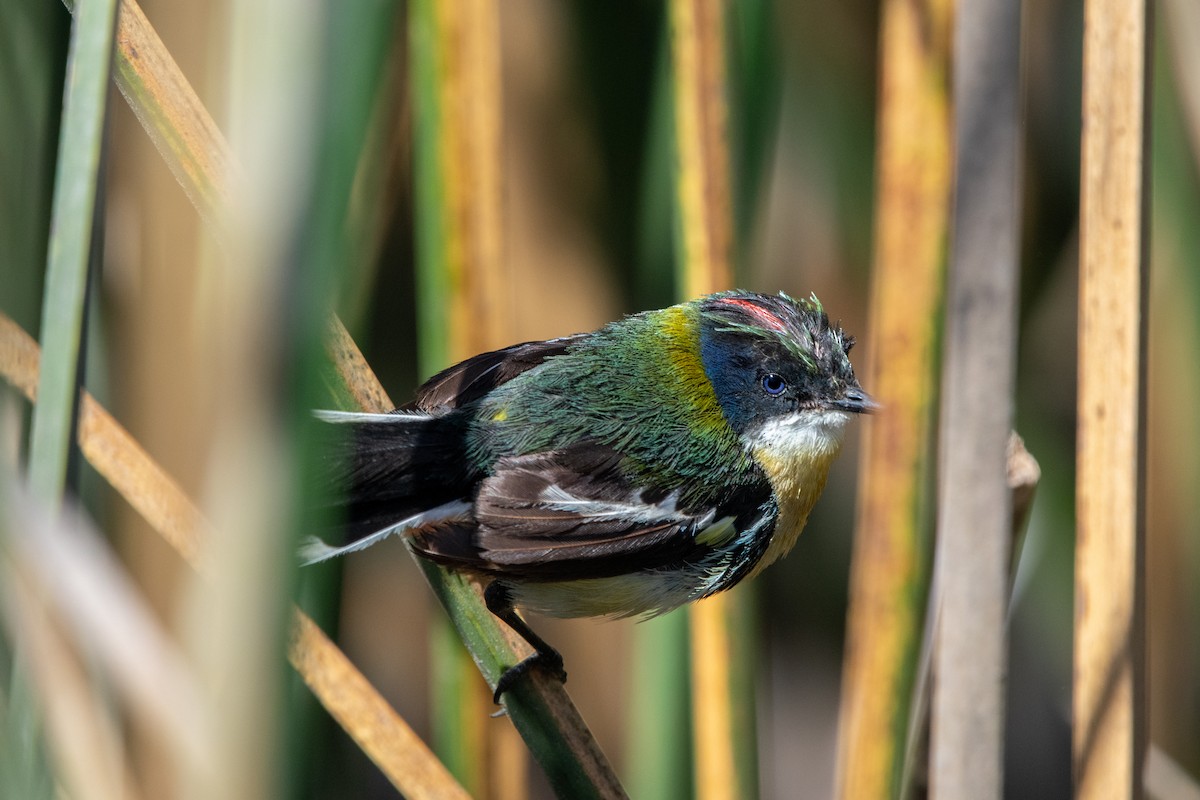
top-left (302, 290), bottom-right (873, 700)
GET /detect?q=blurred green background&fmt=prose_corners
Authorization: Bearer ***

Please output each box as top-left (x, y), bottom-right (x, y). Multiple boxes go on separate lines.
top-left (2, 0), bottom-right (1197, 798)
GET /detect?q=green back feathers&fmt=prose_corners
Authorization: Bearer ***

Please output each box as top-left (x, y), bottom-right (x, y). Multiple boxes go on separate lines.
top-left (470, 299), bottom-right (751, 492)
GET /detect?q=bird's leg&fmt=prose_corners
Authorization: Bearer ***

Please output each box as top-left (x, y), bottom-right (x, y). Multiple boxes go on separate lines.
top-left (484, 581), bottom-right (567, 703)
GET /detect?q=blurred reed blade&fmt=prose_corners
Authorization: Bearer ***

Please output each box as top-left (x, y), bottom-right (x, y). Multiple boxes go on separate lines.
top-left (410, 0), bottom-right (509, 369)
top-left (339, 51), bottom-right (410, 331)
top-left (0, 312), bottom-right (470, 800)
top-left (1145, 744), bottom-right (1200, 800)
top-left (929, 0), bottom-right (1023, 795)
top-left (0, 0), bottom-right (64, 338)
top-left (408, 0), bottom-right (517, 793)
top-left (726, 0), bottom-right (781, 259)
top-left (57, 0), bottom-right (363, 363)
top-left (668, 0), bottom-right (759, 798)
top-left (29, 0), bottom-right (116, 504)
top-left (1161, 0), bottom-right (1200, 174)
top-left (626, 32), bottom-right (692, 796)
top-left (1, 492), bottom-right (209, 790)
top-left (0, 507), bottom-right (54, 800)
top-left (16, 1), bottom-right (117, 796)
top-left (1150, 13), bottom-right (1200, 773)
top-left (192, 0), bottom-right (401, 793)
top-left (1074, 0), bottom-right (1152, 795)
top-left (0, 519), bottom-right (136, 800)
top-left (626, 613), bottom-right (692, 800)
top-left (834, 1), bottom-right (952, 797)
top-left (278, 5), bottom-right (406, 790)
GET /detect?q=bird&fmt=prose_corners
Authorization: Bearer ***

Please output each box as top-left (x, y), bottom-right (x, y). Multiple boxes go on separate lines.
top-left (301, 290), bottom-right (873, 701)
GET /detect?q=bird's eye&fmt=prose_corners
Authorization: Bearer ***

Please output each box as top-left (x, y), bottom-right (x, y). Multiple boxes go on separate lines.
top-left (761, 373), bottom-right (786, 396)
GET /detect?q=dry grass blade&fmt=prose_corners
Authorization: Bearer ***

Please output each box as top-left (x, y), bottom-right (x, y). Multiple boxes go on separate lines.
top-left (0, 315), bottom-right (40, 401)
top-left (325, 317), bottom-right (394, 413)
top-left (834, 1), bottom-right (952, 796)
top-left (105, 0), bottom-right (234, 228)
top-left (2, 313), bottom-right (206, 568)
top-left (1074, 0), bottom-right (1152, 794)
top-left (0, 312), bottom-right (469, 800)
top-left (290, 613), bottom-right (473, 799)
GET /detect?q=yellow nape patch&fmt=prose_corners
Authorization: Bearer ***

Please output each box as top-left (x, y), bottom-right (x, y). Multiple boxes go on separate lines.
top-left (491, 407), bottom-right (508, 422)
top-left (657, 305), bottom-right (728, 433)
top-left (747, 411), bottom-right (847, 579)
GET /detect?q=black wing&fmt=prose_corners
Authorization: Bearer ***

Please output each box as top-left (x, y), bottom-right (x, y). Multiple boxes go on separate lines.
top-left (406, 335), bottom-right (587, 413)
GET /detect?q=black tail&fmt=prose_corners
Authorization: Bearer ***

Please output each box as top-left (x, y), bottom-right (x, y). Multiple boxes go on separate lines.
top-left (316, 410), bottom-right (477, 543)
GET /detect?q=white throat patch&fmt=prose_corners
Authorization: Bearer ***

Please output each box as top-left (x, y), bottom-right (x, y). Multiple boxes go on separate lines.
top-left (748, 409), bottom-right (849, 459)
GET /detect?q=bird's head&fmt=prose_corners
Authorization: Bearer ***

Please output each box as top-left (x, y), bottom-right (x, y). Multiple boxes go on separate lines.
top-left (697, 291), bottom-right (874, 455)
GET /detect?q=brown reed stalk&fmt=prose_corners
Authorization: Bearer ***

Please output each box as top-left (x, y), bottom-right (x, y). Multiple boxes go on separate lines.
top-left (930, 0), bottom-right (1023, 792)
top-left (1074, 0), bottom-right (1152, 794)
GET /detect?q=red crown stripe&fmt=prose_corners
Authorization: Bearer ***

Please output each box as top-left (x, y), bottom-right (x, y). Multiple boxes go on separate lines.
top-left (716, 297), bottom-right (789, 333)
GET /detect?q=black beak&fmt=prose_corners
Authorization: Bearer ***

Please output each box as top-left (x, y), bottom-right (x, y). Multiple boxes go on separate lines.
top-left (830, 388), bottom-right (879, 414)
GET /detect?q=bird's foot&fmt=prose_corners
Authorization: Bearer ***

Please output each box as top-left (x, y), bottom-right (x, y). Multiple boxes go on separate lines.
top-left (492, 648), bottom-right (567, 704)
top-left (484, 581), bottom-right (569, 703)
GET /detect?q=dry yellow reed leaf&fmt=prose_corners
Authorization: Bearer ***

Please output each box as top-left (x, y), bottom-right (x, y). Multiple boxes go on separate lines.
top-left (834, 0), bottom-right (952, 796)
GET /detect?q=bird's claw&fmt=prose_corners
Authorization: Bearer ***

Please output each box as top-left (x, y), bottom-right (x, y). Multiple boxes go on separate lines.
top-left (492, 650), bottom-right (567, 704)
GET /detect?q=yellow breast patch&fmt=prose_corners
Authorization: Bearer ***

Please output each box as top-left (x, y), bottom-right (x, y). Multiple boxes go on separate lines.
top-left (747, 412), bottom-right (846, 579)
